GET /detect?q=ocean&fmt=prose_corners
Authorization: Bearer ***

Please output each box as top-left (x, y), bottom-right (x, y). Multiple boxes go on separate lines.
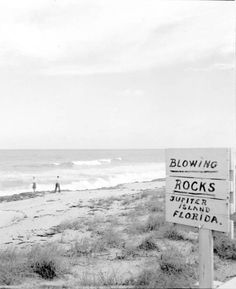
top-left (0, 149), bottom-right (165, 196)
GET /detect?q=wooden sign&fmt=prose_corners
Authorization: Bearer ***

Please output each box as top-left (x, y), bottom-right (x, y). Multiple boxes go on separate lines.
top-left (166, 148), bottom-right (234, 289)
top-left (230, 212), bottom-right (236, 221)
top-left (166, 176), bottom-right (230, 200)
top-left (166, 148), bottom-right (230, 180)
top-left (166, 148), bottom-right (231, 233)
top-left (166, 193), bottom-right (230, 232)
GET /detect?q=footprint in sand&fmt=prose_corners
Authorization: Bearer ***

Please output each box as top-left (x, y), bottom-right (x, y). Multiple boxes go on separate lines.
top-left (0, 210), bottom-right (27, 228)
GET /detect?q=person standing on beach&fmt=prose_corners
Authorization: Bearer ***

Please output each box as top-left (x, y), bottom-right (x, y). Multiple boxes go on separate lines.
top-left (55, 176), bottom-right (61, 193)
top-left (32, 177), bottom-right (36, 193)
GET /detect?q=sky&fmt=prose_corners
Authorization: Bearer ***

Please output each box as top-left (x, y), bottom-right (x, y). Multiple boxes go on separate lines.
top-left (0, 0), bottom-right (235, 149)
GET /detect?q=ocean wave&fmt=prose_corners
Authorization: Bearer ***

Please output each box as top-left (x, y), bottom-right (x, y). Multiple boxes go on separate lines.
top-left (42, 166), bottom-right (165, 191)
top-left (0, 162), bottom-right (165, 196)
top-left (53, 157), bottom-right (122, 167)
top-left (11, 157), bottom-right (123, 169)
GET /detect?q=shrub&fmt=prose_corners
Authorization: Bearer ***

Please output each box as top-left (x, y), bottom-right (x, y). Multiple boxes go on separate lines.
top-left (27, 243), bottom-right (66, 279)
top-left (70, 238), bottom-right (94, 256)
top-left (0, 244), bottom-right (68, 284)
top-left (121, 197), bottom-right (132, 206)
top-left (134, 247), bottom-right (196, 288)
top-left (53, 219), bottom-right (83, 233)
top-left (99, 227), bottom-right (123, 248)
top-left (144, 214), bottom-right (165, 232)
top-left (116, 246), bottom-right (138, 260)
top-left (135, 267), bottom-right (195, 288)
top-left (83, 216), bottom-right (107, 232)
top-left (70, 237), bottom-right (107, 256)
top-left (148, 201), bottom-right (164, 213)
top-left (127, 214), bottom-right (165, 235)
top-left (159, 248), bottom-right (188, 274)
top-left (140, 189), bottom-right (152, 199)
top-left (97, 270), bottom-right (121, 286)
top-left (79, 269), bottom-right (125, 286)
top-left (146, 193), bottom-right (164, 213)
top-left (135, 268), bottom-right (156, 286)
top-left (163, 225), bottom-right (186, 241)
top-left (138, 236), bottom-right (159, 251)
top-left (0, 248), bottom-right (28, 285)
top-left (33, 260), bottom-right (56, 279)
top-left (213, 233), bottom-right (236, 260)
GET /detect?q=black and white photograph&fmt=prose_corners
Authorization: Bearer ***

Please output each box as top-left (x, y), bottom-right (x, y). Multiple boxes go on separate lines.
top-left (0, 0), bottom-right (235, 288)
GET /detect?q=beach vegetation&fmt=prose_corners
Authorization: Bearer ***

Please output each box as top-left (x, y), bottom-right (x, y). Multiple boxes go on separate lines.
top-left (69, 226), bottom-right (123, 257)
top-left (1, 179), bottom-right (235, 287)
top-left (144, 214), bottom-right (165, 232)
top-left (159, 247), bottom-right (189, 274)
top-left (127, 213), bottom-right (165, 235)
top-left (69, 237), bottom-right (106, 256)
top-left (27, 243), bottom-right (67, 279)
top-left (116, 244), bottom-right (139, 260)
top-left (121, 197), bottom-right (133, 206)
top-left (97, 270), bottom-right (123, 286)
top-left (70, 238), bottom-right (94, 256)
top-left (78, 269), bottom-right (130, 287)
top-left (83, 215), bottom-right (107, 232)
top-left (213, 232), bottom-right (236, 260)
top-left (100, 195), bottom-right (122, 208)
top-left (162, 225), bottom-right (186, 241)
top-left (134, 247), bottom-right (196, 288)
top-left (140, 189), bottom-right (153, 199)
top-left (0, 248), bottom-right (29, 285)
top-left (138, 235), bottom-right (159, 251)
top-left (99, 226), bottom-right (124, 248)
top-left (147, 197), bottom-right (164, 213)
top-left (53, 219), bottom-right (84, 233)
top-left (0, 243), bottom-right (67, 285)
top-left (135, 268), bottom-right (195, 288)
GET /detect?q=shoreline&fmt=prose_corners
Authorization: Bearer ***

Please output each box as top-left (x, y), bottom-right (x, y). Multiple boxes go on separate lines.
top-left (0, 177), bottom-right (235, 288)
top-left (0, 177), bottom-right (166, 203)
top-left (0, 179), bottom-right (165, 248)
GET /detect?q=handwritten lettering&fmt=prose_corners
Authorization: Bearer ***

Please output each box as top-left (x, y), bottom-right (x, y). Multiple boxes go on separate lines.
top-left (172, 210), bottom-right (218, 224)
top-left (174, 179), bottom-right (215, 193)
top-left (169, 158), bottom-right (218, 169)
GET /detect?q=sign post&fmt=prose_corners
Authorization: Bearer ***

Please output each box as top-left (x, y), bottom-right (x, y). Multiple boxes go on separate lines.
top-left (165, 148), bottom-right (233, 289)
top-left (199, 228), bottom-right (213, 288)
top-left (230, 152), bottom-right (235, 239)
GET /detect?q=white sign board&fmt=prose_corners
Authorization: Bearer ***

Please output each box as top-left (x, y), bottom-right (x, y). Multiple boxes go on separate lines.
top-left (166, 148), bottom-right (230, 180)
top-left (166, 192), bottom-right (230, 232)
top-left (166, 177), bottom-right (230, 200)
top-left (165, 148), bottom-right (231, 232)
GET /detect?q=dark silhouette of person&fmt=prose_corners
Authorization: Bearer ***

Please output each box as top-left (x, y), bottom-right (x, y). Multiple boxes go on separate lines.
top-left (55, 176), bottom-right (61, 193)
top-left (32, 177), bottom-right (36, 193)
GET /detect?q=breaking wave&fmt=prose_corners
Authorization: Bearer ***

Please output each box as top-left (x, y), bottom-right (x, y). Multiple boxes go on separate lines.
top-left (53, 157), bottom-right (122, 167)
top-left (0, 162), bottom-right (165, 196)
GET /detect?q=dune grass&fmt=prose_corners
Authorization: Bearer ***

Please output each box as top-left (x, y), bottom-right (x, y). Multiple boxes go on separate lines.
top-left (69, 237), bottom-right (107, 257)
top-left (213, 232), bottom-right (236, 260)
top-left (28, 243), bottom-right (68, 279)
top-left (162, 224), bottom-right (187, 241)
top-left (53, 219), bottom-right (84, 233)
top-left (0, 248), bottom-right (29, 285)
top-left (78, 269), bottom-right (132, 287)
top-left (1, 183), bottom-right (233, 287)
top-left (138, 235), bottom-right (159, 251)
top-left (134, 247), bottom-right (197, 288)
top-left (0, 243), bottom-right (68, 285)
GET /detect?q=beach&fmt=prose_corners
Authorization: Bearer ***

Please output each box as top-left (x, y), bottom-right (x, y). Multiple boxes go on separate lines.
top-left (0, 179), bottom-right (236, 288)
top-left (0, 179), bottom-right (165, 249)
top-left (0, 149), bottom-right (165, 196)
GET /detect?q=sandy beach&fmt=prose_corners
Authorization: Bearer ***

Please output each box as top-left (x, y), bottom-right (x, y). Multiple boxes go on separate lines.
top-left (0, 180), bottom-right (164, 249)
top-left (0, 179), bottom-right (235, 288)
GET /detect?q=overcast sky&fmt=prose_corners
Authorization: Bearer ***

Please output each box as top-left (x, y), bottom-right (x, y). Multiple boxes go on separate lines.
top-left (0, 0), bottom-right (235, 149)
